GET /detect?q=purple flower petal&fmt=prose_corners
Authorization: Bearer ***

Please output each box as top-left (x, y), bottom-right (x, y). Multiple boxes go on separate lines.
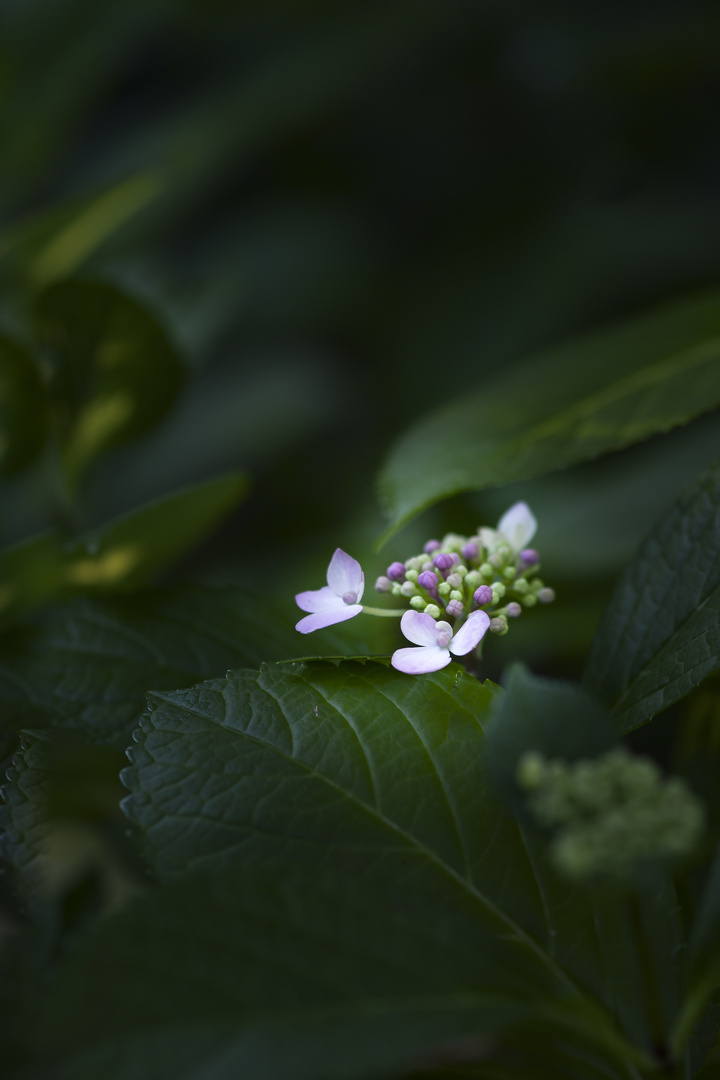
top-left (326, 548), bottom-right (364, 602)
top-left (295, 604), bottom-right (363, 633)
top-left (449, 611), bottom-right (491, 655)
top-left (295, 585), bottom-right (345, 614)
top-left (399, 610), bottom-right (441, 647)
top-left (391, 645), bottom-right (451, 674)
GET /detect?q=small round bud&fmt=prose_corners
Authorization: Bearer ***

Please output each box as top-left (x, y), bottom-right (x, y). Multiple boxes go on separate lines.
top-left (512, 578), bottom-right (529, 595)
top-left (446, 599), bottom-right (464, 618)
top-left (479, 562), bottom-right (493, 580)
top-left (387, 562), bottom-right (406, 582)
top-left (503, 566), bottom-right (516, 582)
top-left (489, 616), bottom-right (508, 635)
top-left (433, 553), bottom-right (454, 571)
top-left (506, 602), bottom-right (522, 618)
top-left (449, 589), bottom-right (463, 602)
top-left (473, 585), bottom-right (493, 606)
top-left (465, 571), bottom-right (481, 589)
top-left (446, 573), bottom-right (463, 589)
top-left (425, 604), bottom-right (441, 620)
top-left (462, 542), bottom-right (479, 560)
top-left (517, 751), bottom-right (546, 790)
top-left (489, 553), bottom-right (504, 569)
top-left (538, 588), bottom-right (556, 604)
top-left (391, 583), bottom-right (403, 597)
top-left (342, 590), bottom-right (358, 605)
top-left (455, 564), bottom-right (467, 578)
top-left (418, 570), bottom-right (439, 591)
top-left (375, 576), bottom-right (391, 592)
top-left (521, 549), bottom-right (540, 566)
top-left (423, 539), bottom-right (441, 554)
top-left (436, 629), bottom-right (452, 647)
top-left (410, 596), bottom-right (426, 611)
top-left (401, 581), bottom-right (418, 597)
top-left (406, 556), bottom-right (425, 571)
top-left (437, 582), bottom-right (451, 597)
top-left (441, 534), bottom-right (465, 553)
top-left (421, 561), bottom-right (434, 572)
top-left (522, 593), bottom-right (538, 607)
top-left (493, 582), bottom-right (506, 599)
top-left (405, 569), bottom-right (419, 583)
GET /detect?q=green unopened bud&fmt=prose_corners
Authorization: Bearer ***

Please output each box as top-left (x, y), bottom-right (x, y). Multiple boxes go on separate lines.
top-left (521, 593), bottom-right (538, 607)
top-left (512, 578), bottom-right (529, 595)
top-left (405, 556), bottom-right (425, 572)
top-left (425, 604), bottom-right (441, 619)
top-left (493, 582), bottom-right (506, 600)
top-left (479, 563), bottom-right (493, 580)
top-left (465, 571), bottom-right (481, 589)
top-left (489, 616), bottom-right (508, 635)
top-left (449, 589), bottom-right (463, 602)
top-left (441, 533), bottom-right (465, 553)
top-left (455, 564), bottom-right (468, 578)
top-left (503, 565), bottom-right (516, 582)
top-left (391, 583), bottom-right (403, 597)
top-left (405, 569), bottom-right (419, 584)
top-left (437, 582), bottom-right (451, 597)
top-left (401, 581), bottom-right (418, 598)
top-left (410, 595), bottom-right (426, 611)
top-left (446, 573), bottom-right (463, 589)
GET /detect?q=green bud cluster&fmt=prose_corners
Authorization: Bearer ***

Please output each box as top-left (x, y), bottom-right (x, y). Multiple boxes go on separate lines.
top-left (516, 748), bottom-right (705, 882)
top-left (378, 527), bottom-right (555, 637)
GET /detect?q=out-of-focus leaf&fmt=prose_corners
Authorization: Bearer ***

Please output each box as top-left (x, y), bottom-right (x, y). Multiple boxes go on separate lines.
top-left (35, 280), bottom-right (183, 484)
top-left (377, 290), bottom-right (720, 544)
top-left (584, 468), bottom-right (720, 733)
top-left (484, 667), bottom-right (686, 1051)
top-left (35, 860), bottom-right (641, 1080)
top-left (1, 729), bottom-right (132, 915)
top-left (0, 336), bottom-right (49, 475)
top-left (0, 582), bottom-right (299, 750)
top-left (0, 473), bottom-right (248, 624)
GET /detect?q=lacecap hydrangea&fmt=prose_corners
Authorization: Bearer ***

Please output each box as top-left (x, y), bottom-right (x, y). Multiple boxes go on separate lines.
top-left (295, 501), bottom-right (555, 675)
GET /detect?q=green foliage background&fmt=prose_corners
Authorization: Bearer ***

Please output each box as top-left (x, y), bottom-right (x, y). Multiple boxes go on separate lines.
top-left (2, 1), bottom-right (720, 1077)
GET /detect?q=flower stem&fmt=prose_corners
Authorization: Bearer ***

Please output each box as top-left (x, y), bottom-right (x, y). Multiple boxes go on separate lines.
top-left (361, 606), bottom-right (405, 618)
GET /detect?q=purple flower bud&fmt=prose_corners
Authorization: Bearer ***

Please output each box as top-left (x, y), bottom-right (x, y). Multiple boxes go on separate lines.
top-left (462, 542), bottom-right (479, 560)
top-left (417, 570), bottom-right (439, 591)
top-left (433, 552), bottom-right (454, 571)
top-left (506, 602), bottom-right (522, 617)
top-left (387, 561), bottom-right (406, 581)
top-left (489, 616), bottom-right (507, 633)
top-left (423, 539), bottom-right (441, 553)
top-left (520, 549), bottom-right (540, 566)
top-left (449, 553), bottom-right (461, 566)
top-left (473, 585), bottom-right (494, 606)
top-left (342, 591), bottom-right (358, 605)
top-left (538, 588), bottom-right (556, 603)
top-left (375, 576), bottom-right (391, 592)
top-left (446, 599), bottom-right (464, 618)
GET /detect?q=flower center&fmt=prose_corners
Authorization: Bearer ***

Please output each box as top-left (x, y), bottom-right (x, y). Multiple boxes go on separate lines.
top-left (435, 620), bottom-right (453, 648)
top-left (342, 590), bottom-right (358, 605)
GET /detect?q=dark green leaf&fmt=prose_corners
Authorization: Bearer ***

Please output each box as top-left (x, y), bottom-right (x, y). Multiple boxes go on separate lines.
top-left (0, 581), bottom-right (296, 749)
top-left (0, 473), bottom-right (248, 623)
top-left (35, 280), bottom-right (183, 484)
top-left (121, 660), bottom-right (653, 1062)
top-left (35, 862), bottom-right (640, 1080)
top-left (0, 336), bottom-right (49, 475)
top-left (584, 468), bottom-right (720, 733)
top-left (377, 291), bottom-right (720, 544)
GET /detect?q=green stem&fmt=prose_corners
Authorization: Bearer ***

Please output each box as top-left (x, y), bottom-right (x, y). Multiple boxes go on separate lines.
top-left (361, 606), bottom-right (405, 617)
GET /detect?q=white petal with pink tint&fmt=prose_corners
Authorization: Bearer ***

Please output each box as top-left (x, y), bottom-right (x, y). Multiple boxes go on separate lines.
top-left (449, 611), bottom-right (490, 655)
top-left (497, 502), bottom-right (537, 552)
top-left (391, 645), bottom-right (452, 674)
top-left (326, 548), bottom-right (364, 603)
top-left (398, 610), bottom-right (442, 647)
top-left (295, 548), bottom-right (365, 634)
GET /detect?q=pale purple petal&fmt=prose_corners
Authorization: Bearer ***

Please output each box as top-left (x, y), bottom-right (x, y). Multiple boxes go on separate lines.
top-left (497, 502), bottom-right (536, 551)
top-left (391, 645), bottom-right (451, 674)
top-left (449, 611), bottom-right (491, 656)
top-left (295, 585), bottom-right (345, 614)
top-left (399, 610), bottom-right (441, 647)
top-left (296, 604), bottom-right (363, 633)
top-left (326, 548), bottom-right (364, 602)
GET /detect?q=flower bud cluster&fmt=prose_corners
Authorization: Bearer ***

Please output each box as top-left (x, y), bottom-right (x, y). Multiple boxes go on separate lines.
top-left (374, 504), bottom-right (554, 639)
top-left (516, 747), bottom-right (705, 882)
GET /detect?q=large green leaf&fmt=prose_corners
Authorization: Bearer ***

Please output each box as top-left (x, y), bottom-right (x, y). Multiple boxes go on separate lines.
top-left (121, 660), bottom-right (653, 1067)
top-left (34, 861), bottom-right (639, 1080)
top-left (377, 290), bottom-right (720, 543)
top-left (584, 468), bottom-right (720, 733)
top-left (0, 581), bottom-right (296, 750)
top-left (35, 279), bottom-right (184, 484)
top-left (0, 473), bottom-right (248, 624)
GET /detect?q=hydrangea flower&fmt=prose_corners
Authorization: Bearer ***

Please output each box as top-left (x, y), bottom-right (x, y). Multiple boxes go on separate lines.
top-left (295, 548), bottom-right (364, 633)
top-left (391, 610), bottom-right (490, 674)
top-left (481, 501), bottom-right (537, 554)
